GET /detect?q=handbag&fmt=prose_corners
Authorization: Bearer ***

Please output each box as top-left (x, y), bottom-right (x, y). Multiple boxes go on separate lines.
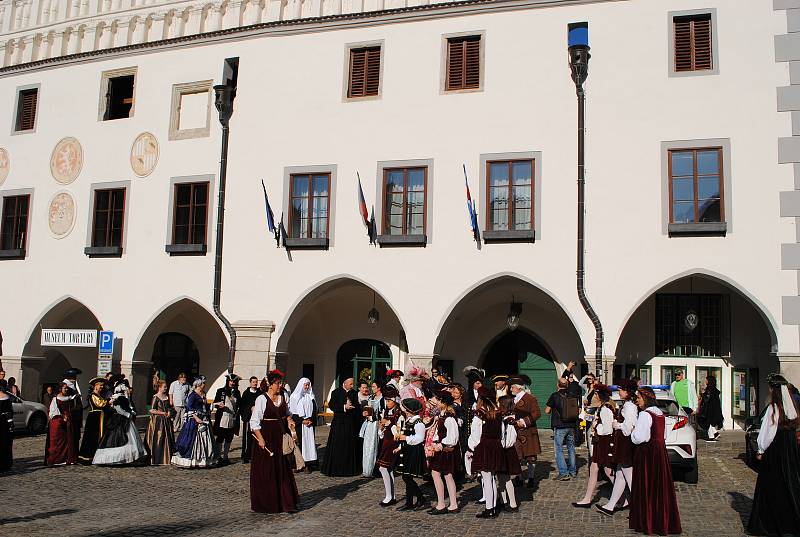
top-left (282, 433), bottom-right (295, 456)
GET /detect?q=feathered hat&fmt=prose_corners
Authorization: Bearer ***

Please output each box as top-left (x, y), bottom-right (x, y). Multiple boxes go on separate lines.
top-left (463, 365), bottom-right (486, 384)
top-left (405, 365), bottom-right (428, 383)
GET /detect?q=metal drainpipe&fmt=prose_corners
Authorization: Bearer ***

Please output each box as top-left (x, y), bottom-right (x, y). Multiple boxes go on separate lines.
top-left (575, 84), bottom-right (604, 378)
top-left (213, 84), bottom-right (237, 375)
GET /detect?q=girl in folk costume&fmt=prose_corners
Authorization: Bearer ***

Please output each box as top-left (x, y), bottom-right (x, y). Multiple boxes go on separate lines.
top-left (629, 386), bottom-right (682, 535)
top-left (747, 373), bottom-right (800, 536)
top-left (78, 378), bottom-right (109, 465)
top-left (250, 373), bottom-right (299, 513)
top-left (212, 374), bottom-right (241, 465)
top-left (359, 381), bottom-right (384, 477)
top-left (376, 384), bottom-right (402, 506)
top-left (0, 380), bottom-right (14, 472)
top-left (508, 375), bottom-right (541, 488)
top-left (573, 384), bottom-right (616, 508)
top-left (145, 380), bottom-right (175, 465)
top-left (427, 390), bottom-right (461, 514)
top-left (45, 382), bottom-right (77, 466)
top-left (469, 387), bottom-right (506, 519)
top-left (497, 395), bottom-right (522, 513)
top-left (92, 380), bottom-right (148, 465)
top-left (597, 378), bottom-right (639, 516)
top-left (288, 377), bottom-right (318, 472)
top-left (395, 398), bottom-right (428, 511)
top-left (172, 376), bottom-right (218, 468)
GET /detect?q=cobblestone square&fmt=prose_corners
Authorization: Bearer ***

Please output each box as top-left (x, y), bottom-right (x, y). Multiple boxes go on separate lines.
top-left (0, 429), bottom-right (757, 537)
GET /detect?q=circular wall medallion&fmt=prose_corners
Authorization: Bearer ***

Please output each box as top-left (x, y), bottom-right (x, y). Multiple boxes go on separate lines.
top-left (0, 148), bottom-right (9, 187)
top-left (50, 137), bottom-right (83, 185)
top-left (48, 191), bottom-right (76, 238)
top-left (130, 132), bottom-right (159, 177)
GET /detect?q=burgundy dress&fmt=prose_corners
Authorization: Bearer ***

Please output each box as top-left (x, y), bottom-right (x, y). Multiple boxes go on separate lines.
top-left (46, 398), bottom-right (77, 466)
top-left (429, 416), bottom-right (460, 474)
top-left (376, 412), bottom-right (400, 469)
top-left (501, 418), bottom-right (522, 476)
top-left (629, 411), bottom-right (682, 535)
top-left (472, 416), bottom-right (504, 473)
top-left (591, 404), bottom-right (615, 466)
top-left (250, 395), bottom-right (300, 513)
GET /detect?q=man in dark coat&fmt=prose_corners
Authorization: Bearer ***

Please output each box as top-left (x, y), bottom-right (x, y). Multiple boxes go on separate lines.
top-left (697, 375), bottom-right (724, 441)
top-left (239, 376), bottom-right (261, 463)
top-left (212, 374), bottom-right (241, 465)
top-left (321, 377), bottom-right (361, 476)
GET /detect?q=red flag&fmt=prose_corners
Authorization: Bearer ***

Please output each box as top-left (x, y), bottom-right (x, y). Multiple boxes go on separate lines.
top-left (357, 173), bottom-right (370, 227)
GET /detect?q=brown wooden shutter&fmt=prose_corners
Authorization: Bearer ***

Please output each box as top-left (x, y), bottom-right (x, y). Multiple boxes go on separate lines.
top-left (674, 15), bottom-right (712, 72)
top-left (348, 46), bottom-right (381, 98)
top-left (17, 89), bottom-right (38, 131)
top-left (447, 36), bottom-right (481, 91)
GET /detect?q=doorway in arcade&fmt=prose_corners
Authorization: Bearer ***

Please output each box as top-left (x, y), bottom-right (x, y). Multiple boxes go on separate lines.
top-left (336, 339), bottom-right (392, 387)
top-left (482, 330), bottom-right (558, 429)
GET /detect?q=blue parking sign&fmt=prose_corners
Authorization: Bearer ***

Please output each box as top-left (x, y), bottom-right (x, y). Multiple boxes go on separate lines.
top-left (99, 331), bottom-right (114, 355)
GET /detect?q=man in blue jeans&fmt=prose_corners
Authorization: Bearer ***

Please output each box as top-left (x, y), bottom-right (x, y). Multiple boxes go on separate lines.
top-left (545, 377), bottom-right (578, 480)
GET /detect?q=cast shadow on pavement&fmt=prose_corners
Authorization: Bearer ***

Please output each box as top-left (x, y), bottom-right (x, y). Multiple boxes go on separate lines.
top-left (4, 454), bottom-right (51, 477)
top-left (79, 520), bottom-right (212, 537)
top-left (298, 477), bottom-right (372, 509)
top-left (727, 491), bottom-right (753, 529)
top-left (0, 508), bottom-right (78, 525)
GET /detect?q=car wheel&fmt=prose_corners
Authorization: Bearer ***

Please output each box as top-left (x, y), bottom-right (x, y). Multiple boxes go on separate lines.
top-left (683, 459), bottom-right (699, 484)
top-left (27, 412), bottom-right (47, 435)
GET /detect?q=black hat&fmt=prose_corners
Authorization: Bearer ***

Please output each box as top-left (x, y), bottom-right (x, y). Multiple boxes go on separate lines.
top-left (88, 377), bottom-right (106, 386)
top-left (433, 389), bottom-right (454, 406)
top-left (400, 398), bottom-right (422, 414)
top-left (509, 375), bottom-right (532, 387)
top-left (463, 366), bottom-right (485, 383)
top-left (64, 368), bottom-right (82, 378)
top-left (492, 374), bottom-right (509, 383)
top-left (383, 385), bottom-right (400, 399)
top-left (226, 373), bottom-right (241, 382)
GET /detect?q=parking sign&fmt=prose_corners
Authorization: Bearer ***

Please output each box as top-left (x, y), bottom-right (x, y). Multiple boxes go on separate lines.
top-left (99, 331), bottom-right (114, 355)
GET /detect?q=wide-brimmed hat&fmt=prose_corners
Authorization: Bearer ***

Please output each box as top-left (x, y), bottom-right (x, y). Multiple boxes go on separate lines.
top-left (617, 378), bottom-right (638, 393)
top-left (492, 374), bottom-right (509, 383)
top-left (226, 373), bottom-right (241, 383)
top-left (508, 375), bottom-right (532, 387)
top-left (383, 384), bottom-right (400, 400)
top-left (88, 377), bottom-right (106, 386)
top-left (400, 398), bottom-right (422, 414)
top-left (405, 365), bottom-right (427, 383)
top-left (64, 368), bottom-right (82, 378)
top-left (463, 366), bottom-right (485, 383)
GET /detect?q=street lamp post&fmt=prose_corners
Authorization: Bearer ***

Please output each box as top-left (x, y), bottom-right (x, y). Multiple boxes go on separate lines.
top-left (212, 58), bottom-right (239, 375)
top-left (568, 23), bottom-right (604, 379)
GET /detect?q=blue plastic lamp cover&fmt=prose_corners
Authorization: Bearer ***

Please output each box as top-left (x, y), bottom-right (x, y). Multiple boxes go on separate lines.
top-left (568, 22), bottom-right (589, 47)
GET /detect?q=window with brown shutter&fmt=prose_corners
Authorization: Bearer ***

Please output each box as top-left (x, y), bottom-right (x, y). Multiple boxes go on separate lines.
top-left (15, 88), bottom-right (38, 132)
top-left (446, 35), bottom-right (481, 91)
top-left (674, 14), bottom-right (712, 72)
top-left (348, 46), bottom-right (381, 98)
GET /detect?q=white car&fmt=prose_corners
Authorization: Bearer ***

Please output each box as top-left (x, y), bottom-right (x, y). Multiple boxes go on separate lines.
top-left (9, 393), bottom-right (49, 435)
top-left (586, 385), bottom-right (698, 483)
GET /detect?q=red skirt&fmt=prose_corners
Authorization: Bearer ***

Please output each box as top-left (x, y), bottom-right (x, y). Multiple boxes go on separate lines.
top-left (250, 420), bottom-right (299, 513)
top-left (472, 439), bottom-right (504, 473)
top-left (592, 434), bottom-right (614, 466)
top-left (612, 429), bottom-right (633, 467)
top-left (46, 416), bottom-right (76, 466)
top-left (429, 445), bottom-right (459, 474)
top-left (377, 436), bottom-right (398, 468)
top-left (501, 447), bottom-right (522, 476)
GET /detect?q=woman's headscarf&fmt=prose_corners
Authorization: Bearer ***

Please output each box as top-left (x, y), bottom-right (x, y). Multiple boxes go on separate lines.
top-left (288, 377), bottom-right (315, 418)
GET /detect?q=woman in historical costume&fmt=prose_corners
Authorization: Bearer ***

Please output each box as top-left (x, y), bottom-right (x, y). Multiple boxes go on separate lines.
top-left (629, 386), bottom-right (682, 535)
top-left (0, 380), bottom-right (14, 472)
top-left (78, 378), bottom-right (109, 465)
top-left (45, 382), bottom-right (78, 466)
top-left (321, 377), bottom-right (361, 476)
top-left (376, 385), bottom-right (402, 506)
top-left (508, 375), bottom-right (541, 488)
top-left (396, 398), bottom-right (428, 511)
top-left (213, 374), bottom-right (241, 465)
top-left (573, 384), bottom-right (615, 508)
top-left (747, 373), bottom-right (800, 536)
top-left (172, 376), bottom-right (217, 468)
top-left (462, 366), bottom-right (485, 479)
top-left (289, 377), bottom-right (318, 472)
top-left (359, 381), bottom-right (384, 477)
top-left (696, 375), bottom-right (724, 442)
top-left (496, 395), bottom-right (522, 513)
top-left (250, 372), bottom-right (299, 513)
top-left (469, 387), bottom-right (506, 519)
top-left (596, 378), bottom-right (638, 516)
top-left (427, 390), bottom-right (461, 514)
top-left (145, 380), bottom-right (175, 465)
top-left (92, 380), bottom-right (148, 465)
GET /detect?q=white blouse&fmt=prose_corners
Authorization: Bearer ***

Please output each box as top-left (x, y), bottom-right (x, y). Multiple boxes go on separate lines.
top-left (595, 406), bottom-right (615, 436)
top-left (432, 416), bottom-right (459, 446)
top-left (613, 400), bottom-right (639, 436)
top-left (404, 416), bottom-right (426, 446)
top-left (467, 416), bottom-right (483, 451)
top-left (249, 394), bottom-right (287, 432)
top-left (631, 406), bottom-right (668, 445)
top-left (757, 404), bottom-right (779, 455)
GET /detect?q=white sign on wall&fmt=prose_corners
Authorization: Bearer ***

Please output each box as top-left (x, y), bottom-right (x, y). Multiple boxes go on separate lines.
top-left (97, 357), bottom-right (112, 377)
top-left (41, 329), bottom-right (97, 347)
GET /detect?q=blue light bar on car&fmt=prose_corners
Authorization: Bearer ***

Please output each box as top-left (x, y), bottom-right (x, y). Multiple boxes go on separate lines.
top-left (609, 384), bottom-right (671, 391)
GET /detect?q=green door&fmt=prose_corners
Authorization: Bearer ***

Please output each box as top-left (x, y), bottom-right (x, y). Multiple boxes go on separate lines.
top-left (518, 352), bottom-right (558, 430)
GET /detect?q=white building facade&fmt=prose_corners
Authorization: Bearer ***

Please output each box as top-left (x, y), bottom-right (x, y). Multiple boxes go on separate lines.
top-left (0, 0), bottom-right (798, 430)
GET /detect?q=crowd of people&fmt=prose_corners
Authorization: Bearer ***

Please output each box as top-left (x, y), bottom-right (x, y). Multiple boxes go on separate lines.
top-left (0, 362), bottom-right (798, 536)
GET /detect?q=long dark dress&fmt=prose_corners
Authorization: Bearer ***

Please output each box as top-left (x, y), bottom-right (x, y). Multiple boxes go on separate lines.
top-left (0, 396), bottom-right (13, 472)
top-left (321, 387), bottom-right (361, 476)
top-left (78, 393), bottom-right (109, 465)
top-left (46, 398), bottom-right (77, 466)
top-left (250, 394), bottom-right (299, 513)
top-left (697, 386), bottom-right (724, 431)
top-left (748, 422), bottom-right (800, 535)
top-left (630, 411), bottom-right (682, 535)
top-left (240, 387), bottom-right (261, 463)
top-left (146, 396), bottom-right (175, 465)
top-left (473, 416), bottom-right (504, 473)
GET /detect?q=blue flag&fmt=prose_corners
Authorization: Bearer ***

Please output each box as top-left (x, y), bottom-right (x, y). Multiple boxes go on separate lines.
top-left (261, 180), bottom-right (279, 246)
top-left (463, 165), bottom-right (480, 243)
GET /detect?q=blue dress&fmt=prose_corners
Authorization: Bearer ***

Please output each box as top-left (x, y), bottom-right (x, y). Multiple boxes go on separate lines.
top-left (359, 396), bottom-right (384, 477)
top-left (172, 391), bottom-right (217, 468)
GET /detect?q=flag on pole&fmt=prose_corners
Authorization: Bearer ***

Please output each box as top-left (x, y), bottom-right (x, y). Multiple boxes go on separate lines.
top-left (278, 212), bottom-right (288, 248)
top-left (368, 206), bottom-right (377, 245)
top-left (357, 172), bottom-right (376, 244)
top-left (261, 180), bottom-right (279, 247)
top-left (463, 164), bottom-right (480, 242)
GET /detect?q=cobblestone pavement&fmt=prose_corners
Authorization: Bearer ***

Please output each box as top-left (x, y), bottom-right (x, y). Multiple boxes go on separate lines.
top-left (0, 429), bottom-right (756, 537)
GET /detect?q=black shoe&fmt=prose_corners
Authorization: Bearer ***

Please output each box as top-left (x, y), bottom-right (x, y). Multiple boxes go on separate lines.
top-left (476, 509), bottom-right (498, 519)
top-left (427, 507), bottom-right (448, 515)
top-left (595, 505), bottom-right (615, 517)
top-left (414, 500), bottom-right (430, 511)
top-left (504, 504), bottom-right (519, 513)
top-left (572, 502), bottom-right (592, 509)
top-left (397, 503), bottom-right (415, 511)
top-left (526, 478), bottom-right (535, 488)
top-left (380, 499), bottom-right (397, 507)
top-left (614, 504), bottom-right (629, 512)
top-left (447, 506), bottom-right (461, 514)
